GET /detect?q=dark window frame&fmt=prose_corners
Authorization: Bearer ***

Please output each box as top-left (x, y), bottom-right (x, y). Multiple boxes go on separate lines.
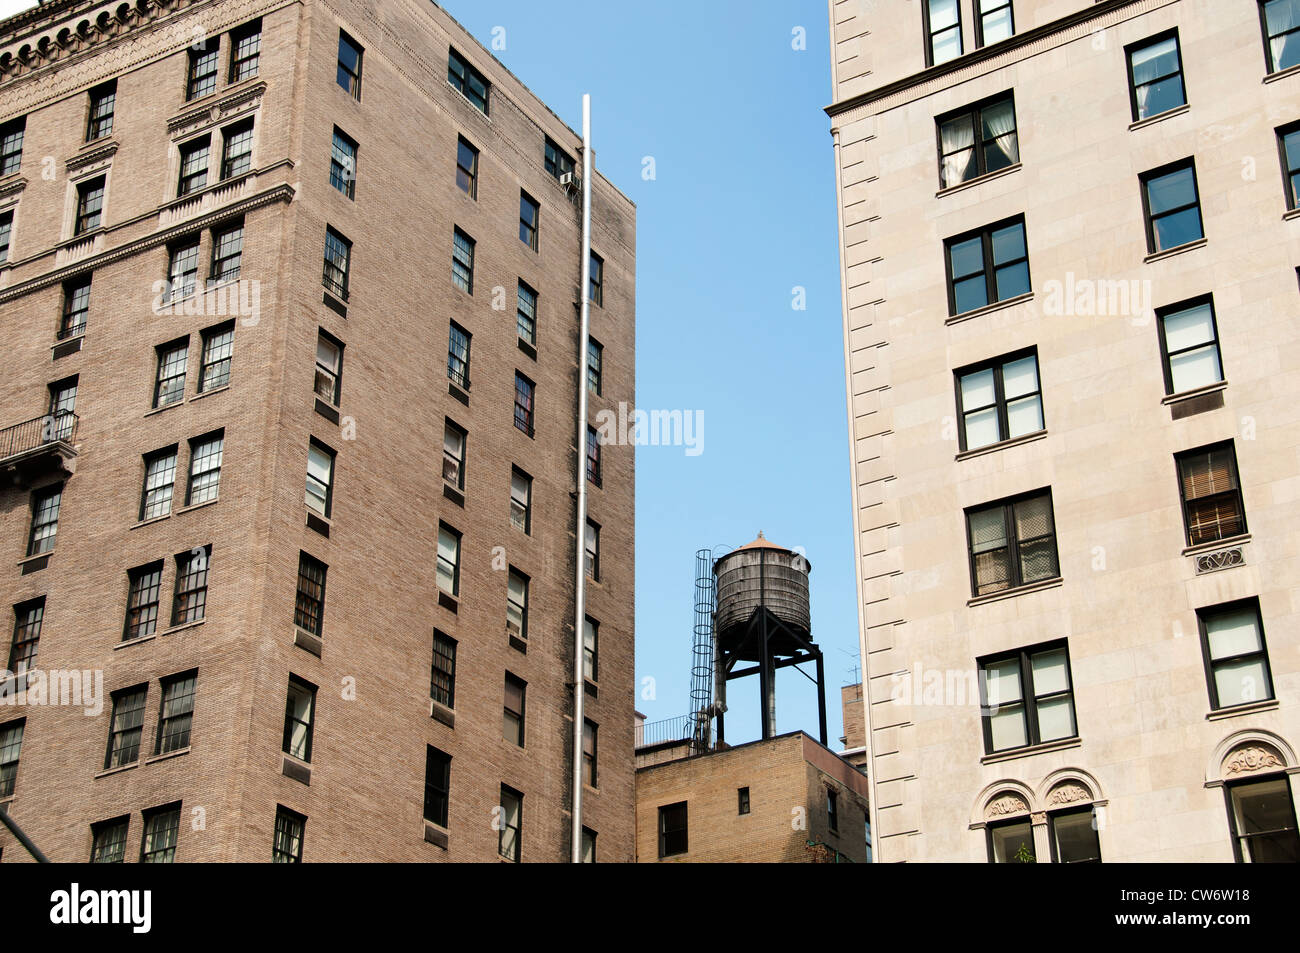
top-left (448, 322), bottom-right (471, 389)
top-left (171, 546), bottom-right (210, 626)
top-left (186, 38), bottom-right (220, 101)
top-left (305, 438), bottom-right (336, 518)
top-left (430, 630), bottom-right (457, 709)
top-left (519, 191), bottom-right (539, 251)
top-left (436, 523), bottom-right (461, 597)
top-left (442, 419), bottom-right (466, 491)
top-left (140, 446), bottom-right (178, 521)
top-left (154, 669), bottom-right (197, 754)
top-left (154, 337), bottom-right (189, 408)
top-left (586, 425), bottom-right (601, 486)
top-left (827, 789), bottom-right (839, 832)
top-left (123, 562), bottom-right (164, 642)
top-left (1125, 29), bottom-right (1186, 122)
top-left (314, 329), bottom-right (344, 405)
top-left (738, 786), bottom-right (750, 815)
top-left (943, 214), bottom-right (1030, 316)
top-left (424, 746), bottom-right (451, 827)
top-left (974, 0), bottom-right (1014, 49)
top-left (90, 815), bottom-right (130, 863)
top-left (199, 322), bottom-right (234, 392)
top-left (74, 176), bottom-right (106, 235)
top-left (0, 117), bottom-right (25, 176)
top-left (294, 551), bottom-right (327, 636)
top-left (585, 518), bottom-right (600, 582)
top-left (1155, 295), bottom-right (1223, 396)
top-left (1224, 772), bottom-right (1300, 862)
top-left (516, 280), bottom-right (538, 345)
top-left (1197, 598), bottom-right (1275, 712)
top-left (451, 227), bottom-right (475, 294)
top-left (273, 805), bottom-right (305, 863)
top-left (514, 372), bottom-right (535, 437)
top-left (336, 30), bottom-right (363, 99)
top-left (456, 136), bottom-right (478, 198)
top-left (922, 0), bottom-right (964, 68)
top-left (8, 598), bottom-right (43, 675)
top-left (582, 718), bottom-right (598, 788)
top-left (447, 47), bottom-right (490, 115)
top-left (0, 718), bottom-right (25, 799)
top-left (140, 802), bottom-right (182, 863)
top-left (985, 816), bottom-right (1036, 863)
top-left (964, 488), bottom-right (1060, 597)
top-left (185, 429), bottom-right (224, 506)
top-left (935, 91), bottom-right (1019, 189)
top-left (658, 801), bottom-right (688, 858)
top-left (499, 785), bottom-right (522, 862)
top-left (589, 252), bottom-right (604, 306)
top-left (1047, 805), bottom-right (1102, 863)
top-left (587, 338), bottom-right (603, 395)
top-left (1139, 158), bottom-right (1204, 254)
top-left (86, 80), bottom-right (116, 141)
top-left (583, 615), bottom-right (599, 682)
top-left (60, 277), bottom-right (91, 340)
top-left (1277, 120), bottom-right (1300, 210)
top-left (27, 483), bottom-right (61, 556)
top-left (104, 684), bottom-right (149, 769)
top-left (977, 638), bottom-right (1078, 755)
top-left (1260, 0), bottom-right (1300, 75)
top-left (282, 675), bottom-right (317, 762)
top-left (510, 466), bottom-right (532, 534)
top-left (229, 18), bottom-right (262, 83)
top-left (329, 126), bottom-right (358, 199)
top-left (323, 226), bottom-right (352, 300)
top-left (503, 672), bottom-right (526, 747)
top-left (544, 137), bottom-right (575, 181)
top-left (177, 135), bottom-right (210, 197)
top-left (953, 347), bottom-right (1043, 452)
top-left (1175, 441), bottom-right (1247, 547)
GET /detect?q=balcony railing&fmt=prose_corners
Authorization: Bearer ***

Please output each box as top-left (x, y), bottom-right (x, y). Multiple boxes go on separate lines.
top-left (635, 714), bottom-right (695, 749)
top-left (0, 413), bottom-right (78, 468)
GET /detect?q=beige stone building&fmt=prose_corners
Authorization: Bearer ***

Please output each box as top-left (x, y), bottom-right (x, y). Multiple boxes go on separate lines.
top-left (0, 0), bottom-right (634, 862)
top-left (828, 0), bottom-right (1300, 862)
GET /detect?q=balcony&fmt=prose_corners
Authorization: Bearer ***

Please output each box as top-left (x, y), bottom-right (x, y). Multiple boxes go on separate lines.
top-left (0, 413), bottom-right (78, 485)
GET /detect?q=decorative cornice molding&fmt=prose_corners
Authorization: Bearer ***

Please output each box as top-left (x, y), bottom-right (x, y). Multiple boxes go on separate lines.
top-left (0, 182), bottom-right (292, 302)
top-left (0, 174), bottom-right (26, 201)
top-left (167, 79), bottom-right (266, 136)
top-left (1224, 744), bottom-right (1284, 777)
top-left (65, 139), bottom-right (117, 173)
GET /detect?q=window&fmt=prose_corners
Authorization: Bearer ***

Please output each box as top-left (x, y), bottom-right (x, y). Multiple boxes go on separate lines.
top-left (172, 547), bottom-right (210, 625)
top-left (585, 519), bottom-right (600, 581)
top-left (517, 281), bottom-right (538, 345)
top-left (659, 802), bottom-right (688, 858)
top-left (507, 568), bottom-right (529, 641)
top-left (430, 631), bottom-right (457, 709)
top-left (1176, 442), bottom-right (1246, 546)
top-left (105, 685), bottom-right (148, 767)
top-left (186, 39), bottom-right (219, 100)
top-left (1141, 160), bottom-right (1204, 253)
top-left (305, 439), bottom-right (336, 517)
top-left (169, 239), bottom-right (200, 301)
top-left (0, 210), bottom-right (11, 262)
top-left (955, 349), bottom-right (1042, 451)
top-left (229, 19), bottom-right (261, 82)
top-left (738, 787), bottom-right (750, 815)
top-left (209, 223), bottom-right (243, 282)
top-left (49, 378), bottom-right (77, 441)
top-left (1049, 806), bottom-right (1102, 863)
top-left (865, 814), bottom-right (873, 862)
top-left (295, 552), bottom-right (327, 635)
top-left (273, 806), bottom-right (305, 863)
top-left (514, 373), bottom-right (534, 436)
top-left (966, 490), bottom-right (1058, 596)
top-left (544, 137), bottom-right (575, 181)
top-left (59, 278), bottom-right (90, 340)
top-left (499, 786), bottom-right (522, 862)
top-left (140, 804), bottom-right (181, 863)
top-left (1127, 32), bottom-right (1185, 121)
top-left (1261, 0), bottom-right (1300, 74)
top-left (75, 176), bottom-right (105, 235)
top-left (587, 338), bottom-right (603, 395)
top-left (0, 720), bottom-right (23, 799)
top-left (581, 827), bottom-right (596, 863)
top-left (519, 192), bottom-right (539, 251)
top-left (424, 747), bottom-right (451, 827)
top-left (586, 426), bottom-right (601, 485)
top-left (186, 431), bottom-right (224, 506)
top-left (124, 563), bottom-right (164, 641)
top-left (503, 673), bottom-right (526, 746)
top-left (314, 331), bottom-right (343, 404)
top-left (975, 0), bottom-right (1013, 47)
top-left (1226, 775), bottom-right (1300, 862)
top-left (979, 640), bottom-right (1077, 753)
top-left (282, 676), bottom-right (316, 762)
top-left (589, 252), bottom-right (604, 306)
top-left (336, 30), bottom-right (363, 99)
top-left (199, 323), bottom-right (233, 391)
top-left (447, 322), bottom-right (471, 389)
top-left (330, 127), bottom-right (357, 199)
top-left (456, 137), bottom-right (478, 198)
top-left (510, 467), bottom-right (532, 533)
top-left (923, 0), bottom-right (963, 66)
top-left (154, 339), bottom-right (188, 408)
top-left (583, 719), bottom-right (598, 788)
top-left (1279, 122), bottom-right (1300, 209)
top-left (141, 448), bottom-right (177, 520)
top-left (442, 420), bottom-right (466, 490)
top-left (90, 817), bottom-right (130, 863)
top-left (323, 227), bottom-right (352, 299)
top-left (86, 81), bottom-right (116, 141)
top-left (8, 599), bottom-right (42, 675)
top-left (451, 228), bottom-right (474, 293)
top-left (0, 118), bottom-right (24, 176)
top-left (27, 485), bottom-right (61, 556)
top-left (937, 94), bottom-right (1018, 189)
top-left (1156, 297), bottom-right (1222, 395)
top-left (987, 818), bottom-right (1035, 863)
top-left (177, 136), bottom-right (210, 196)
top-left (155, 671), bottom-right (197, 753)
top-left (436, 524), bottom-right (461, 596)
top-left (221, 120), bottom-right (253, 180)
top-left (1198, 600), bottom-right (1274, 710)
top-left (448, 48), bottom-right (489, 114)
top-left (945, 216), bottom-right (1030, 315)
top-left (583, 616), bottom-right (599, 682)
top-left (827, 790), bottom-right (839, 831)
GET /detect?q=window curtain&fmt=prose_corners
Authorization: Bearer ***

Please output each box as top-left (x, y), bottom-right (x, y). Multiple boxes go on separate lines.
top-left (940, 118), bottom-right (974, 187)
top-left (1269, 0), bottom-right (1300, 68)
top-left (982, 100), bottom-right (1019, 167)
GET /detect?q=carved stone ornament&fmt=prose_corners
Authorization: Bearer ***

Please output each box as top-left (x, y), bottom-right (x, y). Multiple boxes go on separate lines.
top-left (1223, 744), bottom-right (1284, 777)
top-left (985, 794), bottom-right (1029, 819)
top-left (1046, 783), bottom-right (1091, 806)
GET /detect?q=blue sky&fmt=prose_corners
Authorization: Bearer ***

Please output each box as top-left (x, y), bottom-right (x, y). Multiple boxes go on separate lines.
top-left (0, 0), bottom-right (861, 746)
top-left (438, 0), bottom-right (860, 745)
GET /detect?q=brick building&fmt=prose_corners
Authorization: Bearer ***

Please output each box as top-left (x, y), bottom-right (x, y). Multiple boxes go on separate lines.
top-left (0, 0), bottom-right (634, 862)
top-left (634, 731), bottom-right (871, 863)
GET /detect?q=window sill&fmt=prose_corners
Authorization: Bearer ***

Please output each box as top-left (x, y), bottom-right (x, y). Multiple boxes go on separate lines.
top-left (935, 162), bottom-right (1022, 198)
top-left (146, 746), bottom-right (191, 765)
top-left (160, 618), bottom-right (205, 638)
top-left (955, 429), bottom-right (1047, 461)
top-left (114, 632), bottom-right (157, 651)
top-left (944, 292), bottom-right (1034, 327)
top-left (1206, 699), bottom-right (1278, 722)
top-left (967, 576), bottom-right (1063, 607)
top-left (981, 735), bottom-right (1081, 766)
top-left (1143, 237), bottom-right (1206, 264)
top-left (424, 820), bottom-right (450, 850)
top-left (1263, 62), bottom-right (1300, 84)
top-left (1284, 207), bottom-right (1300, 222)
top-left (446, 79), bottom-right (492, 123)
top-left (94, 762), bottom-right (139, 779)
top-left (17, 550), bottom-right (52, 569)
top-left (1162, 380), bottom-right (1227, 406)
top-left (189, 384), bottom-right (231, 403)
top-left (1181, 533), bottom-right (1250, 558)
top-left (130, 513), bottom-right (171, 530)
top-left (1128, 103), bottom-right (1189, 131)
top-left (174, 496), bottom-right (220, 516)
top-left (143, 399), bottom-right (184, 419)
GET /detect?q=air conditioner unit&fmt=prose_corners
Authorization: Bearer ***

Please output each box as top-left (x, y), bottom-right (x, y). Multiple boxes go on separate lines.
top-left (506, 620), bottom-right (522, 637)
top-left (560, 172), bottom-right (581, 193)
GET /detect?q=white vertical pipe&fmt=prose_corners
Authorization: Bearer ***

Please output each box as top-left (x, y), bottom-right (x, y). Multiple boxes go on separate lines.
top-left (570, 94), bottom-right (593, 864)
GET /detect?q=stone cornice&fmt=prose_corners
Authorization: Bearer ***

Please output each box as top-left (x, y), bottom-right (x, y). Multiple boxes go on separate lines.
top-left (65, 139), bottom-right (117, 174)
top-left (167, 80), bottom-right (267, 135)
top-left (0, 174), bottom-right (26, 201)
